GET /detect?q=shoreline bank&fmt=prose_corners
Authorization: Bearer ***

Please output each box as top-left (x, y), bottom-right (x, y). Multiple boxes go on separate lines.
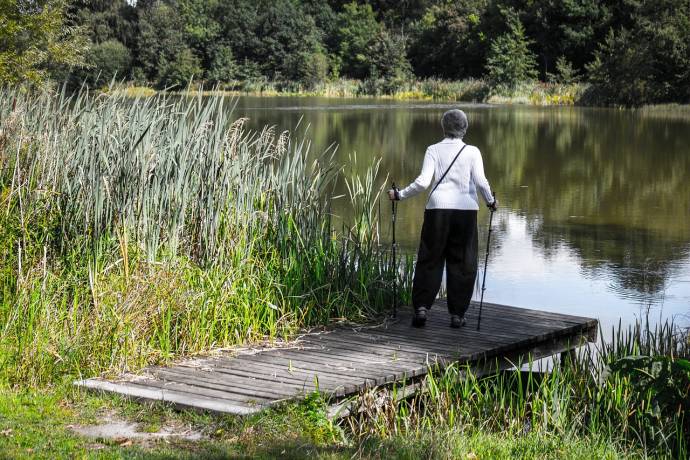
top-left (111, 80), bottom-right (690, 112)
top-left (111, 78), bottom-right (582, 107)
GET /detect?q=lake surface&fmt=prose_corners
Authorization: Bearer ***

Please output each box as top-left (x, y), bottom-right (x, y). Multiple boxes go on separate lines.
top-left (234, 96), bottom-right (690, 330)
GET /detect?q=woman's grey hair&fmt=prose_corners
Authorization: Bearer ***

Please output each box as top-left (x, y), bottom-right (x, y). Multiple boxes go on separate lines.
top-left (441, 109), bottom-right (468, 139)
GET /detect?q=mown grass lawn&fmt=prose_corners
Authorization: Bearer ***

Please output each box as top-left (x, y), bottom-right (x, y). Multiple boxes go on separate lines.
top-left (1, 387), bottom-right (640, 460)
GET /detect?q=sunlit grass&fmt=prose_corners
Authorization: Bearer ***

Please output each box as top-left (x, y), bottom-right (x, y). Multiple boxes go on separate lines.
top-left (347, 321), bottom-right (689, 458)
top-left (2, 320), bottom-right (685, 458)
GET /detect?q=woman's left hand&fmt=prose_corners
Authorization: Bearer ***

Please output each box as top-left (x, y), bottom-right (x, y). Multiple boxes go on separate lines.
top-left (388, 189), bottom-right (399, 201)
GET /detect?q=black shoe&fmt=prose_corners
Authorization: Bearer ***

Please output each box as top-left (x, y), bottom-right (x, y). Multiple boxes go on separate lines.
top-left (412, 307), bottom-right (427, 328)
top-left (450, 315), bottom-right (465, 328)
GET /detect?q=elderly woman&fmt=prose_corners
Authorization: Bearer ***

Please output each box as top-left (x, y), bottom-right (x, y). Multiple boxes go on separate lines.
top-left (389, 109), bottom-right (497, 328)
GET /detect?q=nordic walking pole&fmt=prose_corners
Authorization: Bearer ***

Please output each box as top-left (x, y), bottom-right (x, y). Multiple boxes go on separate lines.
top-left (477, 192), bottom-right (496, 331)
top-left (391, 182), bottom-right (399, 318)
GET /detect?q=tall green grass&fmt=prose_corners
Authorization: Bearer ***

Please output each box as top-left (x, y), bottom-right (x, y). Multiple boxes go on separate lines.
top-left (346, 321), bottom-right (689, 458)
top-left (0, 86), bottom-right (408, 386)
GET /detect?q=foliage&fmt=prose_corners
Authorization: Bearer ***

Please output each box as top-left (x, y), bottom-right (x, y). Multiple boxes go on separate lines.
top-left (207, 45), bottom-right (239, 84)
top-left (520, 0), bottom-right (610, 78)
top-left (585, 0), bottom-right (690, 106)
top-left (366, 29), bottom-right (411, 82)
top-left (135, 1), bottom-right (201, 88)
top-left (81, 39), bottom-right (131, 86)
top-left (584, 29), bottom-right (653, 107)
top-left (333, 2), bottom-right (382, 79)
top-left (485, 12), bottom-right (538, 94)
top-left (69, 0), bottom-right (138, 48)
top-left (349, 321), bottom-right (689, 458)
top-left (408, 0), bottom-right (489, 79)
top-left (53, 0), bottom-right (690, 105)
top-left (159, 47), bottom-right (202, 88)
top-left (606, 355), bottom-right (690, 451)
top-left (546, 56), bottom-right (581, 85)
top-left (0, 0), bottom-right (87, 85)
top-left (250, 0), bottom-right (326, 83)
top-left (0, 87), bottom-right (406, 385)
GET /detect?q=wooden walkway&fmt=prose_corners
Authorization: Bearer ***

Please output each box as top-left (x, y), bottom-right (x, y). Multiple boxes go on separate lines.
top-left (76, 301), bottom-right (597, 416)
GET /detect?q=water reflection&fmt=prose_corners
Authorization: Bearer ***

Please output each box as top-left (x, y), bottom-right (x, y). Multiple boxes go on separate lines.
top-left (233, 97), bottom-right (690, 327)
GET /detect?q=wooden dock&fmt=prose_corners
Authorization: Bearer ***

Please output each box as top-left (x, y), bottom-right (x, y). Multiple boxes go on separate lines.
top-left (76, 301), bottom-right (597, 416)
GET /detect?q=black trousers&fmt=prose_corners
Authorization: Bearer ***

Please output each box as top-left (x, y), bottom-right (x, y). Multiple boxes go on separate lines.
top-left (412, 209), bottom-right (478, 316)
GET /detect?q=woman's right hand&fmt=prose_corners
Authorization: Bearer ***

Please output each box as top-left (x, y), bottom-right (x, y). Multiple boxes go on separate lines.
top-left (388, 189), bottom-right (400, 201)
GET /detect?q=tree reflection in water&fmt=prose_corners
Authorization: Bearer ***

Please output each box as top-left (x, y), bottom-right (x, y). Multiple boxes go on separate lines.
top-left (234, 97), bottom-right (690, 322)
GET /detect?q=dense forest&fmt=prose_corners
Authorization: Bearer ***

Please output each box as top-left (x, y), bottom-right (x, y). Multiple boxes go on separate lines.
top-left (3, 0), bottom-right (690, 106)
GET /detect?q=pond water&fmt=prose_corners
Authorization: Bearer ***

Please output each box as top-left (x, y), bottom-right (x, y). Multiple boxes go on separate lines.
top-left (234, 96), bottom-right (690, 330)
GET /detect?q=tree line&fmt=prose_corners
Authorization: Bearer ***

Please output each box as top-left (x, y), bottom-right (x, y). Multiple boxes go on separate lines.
top-left (3, 0), bottom-right (690, 106)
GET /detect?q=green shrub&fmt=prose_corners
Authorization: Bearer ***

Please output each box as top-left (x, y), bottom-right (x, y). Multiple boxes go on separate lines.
top-left (160, 47), bottom-right (202, 88)
top-left (606, 355), bottom-right (690, 454)
top-left (207, 45), bottom-right (239, 85)
top-left (70, 39), bottom-right (133, 88)
top-left (485, 13), bottom-right (538, 95)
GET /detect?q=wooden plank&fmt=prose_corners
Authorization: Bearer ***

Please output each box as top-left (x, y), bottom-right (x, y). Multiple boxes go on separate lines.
top-left (250, 351), bottom-right (417, 385)
top-left (235, 354), bottom-right (391, 386)
top-left (357, 312), bottom-right (554, 338)
top-left (279, 335), bottom-right (432, 363)
top-left (454, 301), bottom-right (594, 324)
top-left (182, 365), bottom-right (325, 393)
top-left (75, 301), bottom-right (598, 417)
top-left (205, 359), bottom-right (360, 395)
top-left (201, 362), bottom-right (345, 393)
top-left (424, 311), bottom-right (577, 332)
top-left (470, 329), bottom-right (591, 375)
top-left (203, 357), bottom-right (349, 387)
top-left (75, 379), bottom-right (263, 415)
top-left (464, 323), bottom-right (594, 362)
top-left (318, 328), bottom-right (503, 357)
top-left (307, 338), bottom-right (469, 366)
top-left (296, 338), bottom-right (444, 377)
top-left (407, 308), bottom-right (581, 334)
top-left (150, 368), bottom-right (298, 400)
top-left (312, 325), bottom-right (478, 350)
top-left (352, 321), bottom-right (534, 347)
top-left (230, 354), bottom-right (377, 384)
top-left (482, 303), bottom-right (596, 325)
top-left (301, 333), bottom-right (459, 364)
top-left (127, 378), bottom-right (276, 406)
top-left (372, 302), bottom-right (595, 332)
top-left (156, 365), bottom-right (319, 394)
top-left (289, 340), bottom-right (436, 370)
top-left (250, 348), bottom-right (417, 376)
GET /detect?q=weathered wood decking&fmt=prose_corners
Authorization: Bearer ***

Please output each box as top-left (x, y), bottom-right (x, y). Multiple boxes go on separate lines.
top-left (76, 301), bottom-right (597, 416)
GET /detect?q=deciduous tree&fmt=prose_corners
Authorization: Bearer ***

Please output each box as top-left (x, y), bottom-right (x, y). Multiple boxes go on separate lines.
top-left (0, 0), bottom-right (87, 85)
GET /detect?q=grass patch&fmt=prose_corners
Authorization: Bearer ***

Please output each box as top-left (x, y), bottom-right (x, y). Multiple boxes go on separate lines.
top-left (345, 321), bottom-right (689, 459)
top-left (0, 385), bottom-right (647, 459)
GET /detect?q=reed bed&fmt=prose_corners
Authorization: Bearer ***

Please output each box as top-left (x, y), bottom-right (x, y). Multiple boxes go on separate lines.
top-left (345, 320), bottom-right (689, 458)
top-left (125, 78), bottom-right (583, 105)
top-left (0, 86), bottom-right (407, 386)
